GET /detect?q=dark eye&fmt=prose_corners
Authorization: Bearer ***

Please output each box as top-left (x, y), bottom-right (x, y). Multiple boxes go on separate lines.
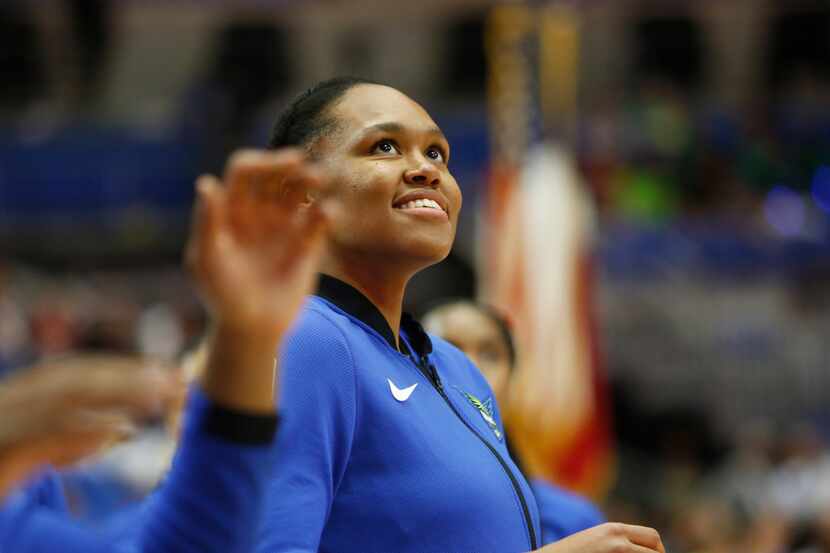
top-left (372, 139), bottom-right (400, 155)
top-left (426, 147), bottom-right (445, 162)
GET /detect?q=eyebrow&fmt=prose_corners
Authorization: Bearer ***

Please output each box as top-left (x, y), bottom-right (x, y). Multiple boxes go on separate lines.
top-left (361, 121), bottom-right (448, 143)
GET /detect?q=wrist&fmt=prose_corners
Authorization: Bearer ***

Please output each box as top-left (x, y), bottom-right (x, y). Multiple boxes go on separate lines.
top-left (0, 447), bottom-right (34, 501)
top-left (199, 323), bottom-right (282, 414)
top-left (211, 318), bottom-right (286, 347)
top-left (212, 321), bottom-right (284, 352)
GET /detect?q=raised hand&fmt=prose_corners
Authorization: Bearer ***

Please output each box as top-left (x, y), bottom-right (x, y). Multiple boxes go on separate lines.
top-left (186, 148), bottom-right (333, 412)
top-left (187, 149), bottom-right (330, 339)
top-left (536, 523), bottom-right (666, 553)
top-left (0, 355), bottom-right (176, 499)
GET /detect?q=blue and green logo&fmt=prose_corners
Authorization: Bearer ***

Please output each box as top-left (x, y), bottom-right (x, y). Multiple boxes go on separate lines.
top-left (456, 388), bottom-right (503, 441)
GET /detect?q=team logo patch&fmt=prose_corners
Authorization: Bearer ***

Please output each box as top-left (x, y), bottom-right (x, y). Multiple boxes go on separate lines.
top-left (455, 387), bottom-right (503, 441)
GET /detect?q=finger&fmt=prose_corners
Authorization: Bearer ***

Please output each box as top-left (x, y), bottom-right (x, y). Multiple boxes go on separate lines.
top-left (229, 192), bottom-right (260, 244)
top-left (195, 175), bottom-right (228, 258)
top-left (185, 177), bottom-right (209, 273)
top-left (225, 151), bottom-right (274, 242)
top-left (249, 167), bottom-right (323, 241)
top-left (186, 175), bottom-right (225, 270)
top-left (55, 365), bottom-right (178, 417)
top-left (227, 149), bottom-right (326, 213)
top-left (621, 525), bottom-right (664, 551)
top-left (628, 545), bottom-right (665, 553)
top-left (225, 149), bottom-right (305, 204)
top-left (224, 154), bottom-right (287, 243)
top-left (270, 202), bottom-right (329, 276)
top-left (34, 410), bottom-right (137, 467)
top-left (226, 150), bottom-right (328, 246)
top-left (247, 185), bottom-right (327, 259)
top-left (197, 175), bottom-right (227, 243)
top-left (64, 409), bottom-right (137, 439)
top-left (224, 148), bottom-right (302, 179)
top-left (271, 169), bottom-right (320, 208)
top-left (253, 197), bottom-right (299, 239)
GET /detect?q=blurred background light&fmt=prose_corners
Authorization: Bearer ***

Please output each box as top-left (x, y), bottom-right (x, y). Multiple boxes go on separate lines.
top-left (811, 165), bottom-right (830, 213)
top-left (764, 185), bottom-right (806, 237)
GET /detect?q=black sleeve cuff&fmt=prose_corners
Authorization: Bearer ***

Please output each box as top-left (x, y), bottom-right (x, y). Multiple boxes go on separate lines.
top-left (203, 403), bottom-right (280, 445)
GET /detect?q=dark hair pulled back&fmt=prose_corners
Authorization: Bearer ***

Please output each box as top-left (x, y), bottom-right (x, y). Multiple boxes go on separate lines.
top-left (423, 300), bottom-right (518, 370)
top-left (269, 76), bottom-right (379, 150)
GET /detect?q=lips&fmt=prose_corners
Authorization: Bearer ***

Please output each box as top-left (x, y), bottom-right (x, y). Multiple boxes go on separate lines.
top-left (397, 198), bottom-right (443, 211)
top-left (392, 189), bottom-right (449, 215)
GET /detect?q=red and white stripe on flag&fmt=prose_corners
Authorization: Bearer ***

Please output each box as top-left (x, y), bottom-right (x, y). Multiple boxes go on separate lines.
top-left (481, 145), bottom-right (614, 498)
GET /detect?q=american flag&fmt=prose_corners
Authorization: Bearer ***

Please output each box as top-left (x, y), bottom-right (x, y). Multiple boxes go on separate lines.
top-left (480, 2), bottom-right (614, 499)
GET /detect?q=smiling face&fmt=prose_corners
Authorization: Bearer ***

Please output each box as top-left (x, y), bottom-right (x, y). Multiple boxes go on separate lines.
top-left (312, 84), bottom-right (462, 274)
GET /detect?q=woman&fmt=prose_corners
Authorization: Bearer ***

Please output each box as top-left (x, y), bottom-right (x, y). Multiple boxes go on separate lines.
top-left (256, 77), bottom-right (664, 553)
top-left (422, 300), bottom-right (606, 545)
top-left (0, 149), bottom-right (328, 552)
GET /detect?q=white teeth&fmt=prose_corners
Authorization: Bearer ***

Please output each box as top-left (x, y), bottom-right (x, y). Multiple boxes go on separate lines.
top-left (397, 198), bottom-right (443, 212)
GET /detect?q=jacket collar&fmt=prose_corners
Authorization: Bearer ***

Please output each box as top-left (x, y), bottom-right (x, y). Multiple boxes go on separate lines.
top-left (315, 274), bottom-right (433, 358)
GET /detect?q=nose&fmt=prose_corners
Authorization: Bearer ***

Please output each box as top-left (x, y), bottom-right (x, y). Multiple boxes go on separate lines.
top-left (404, 160), bottom-right (441, 187)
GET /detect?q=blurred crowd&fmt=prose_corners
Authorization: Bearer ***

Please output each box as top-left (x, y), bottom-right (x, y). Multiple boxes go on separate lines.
top-left (581, 78), bottom-right (830, 230)
top-left (0, 262), bottom-right (204, 376)
top-left (2, 3), bottom-right (830, 235)
top-left (609, 396), bottom-right (830, 552)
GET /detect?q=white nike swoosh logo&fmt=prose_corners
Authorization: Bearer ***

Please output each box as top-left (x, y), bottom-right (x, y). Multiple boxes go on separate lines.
top-left (388, 379), bottom-right (418, 402)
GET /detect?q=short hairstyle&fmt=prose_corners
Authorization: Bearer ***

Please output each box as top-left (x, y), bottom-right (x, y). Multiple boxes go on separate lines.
top-left (269, 76), bottom-right (380, 152)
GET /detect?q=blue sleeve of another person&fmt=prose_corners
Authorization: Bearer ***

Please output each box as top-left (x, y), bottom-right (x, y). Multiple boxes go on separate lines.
top-left (531, 478), bottom-right (606, 545)
top-left (0, 386), bottom-right (279, 553)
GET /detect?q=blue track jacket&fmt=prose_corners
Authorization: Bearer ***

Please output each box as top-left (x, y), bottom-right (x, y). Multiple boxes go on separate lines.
top-left (0, 387), bottom-right (279, 553)
top-left (530, 479), bottom-right (605, 544)
top-left (255, 275), bottom-right (541, 553)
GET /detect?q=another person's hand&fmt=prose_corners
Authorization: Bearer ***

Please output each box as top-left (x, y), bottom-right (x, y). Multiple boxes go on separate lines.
top-left (186, 149), bottom-right (332, 412)
top-left (0, 356), bottom-right (177, 499)
top-left (536, 523), bottom-right (666, 553)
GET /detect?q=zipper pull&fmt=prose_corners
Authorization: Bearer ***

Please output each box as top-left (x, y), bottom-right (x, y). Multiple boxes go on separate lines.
top-left (427, 361), bottom-right (444, 393)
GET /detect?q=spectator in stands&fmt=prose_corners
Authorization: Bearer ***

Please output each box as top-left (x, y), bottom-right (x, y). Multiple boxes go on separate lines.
top-left (423, 299), bottom-right (606, 545)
